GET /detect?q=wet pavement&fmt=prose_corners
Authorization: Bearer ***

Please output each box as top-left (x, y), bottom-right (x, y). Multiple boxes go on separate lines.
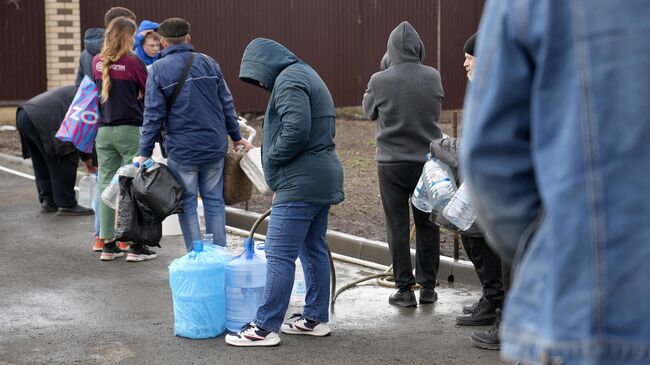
top-left (0, 169), bottom-right (507, 365)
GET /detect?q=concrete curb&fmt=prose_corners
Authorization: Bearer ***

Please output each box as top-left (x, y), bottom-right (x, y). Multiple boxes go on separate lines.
top-left (0, 152), bottom-right (480, 286)
top-left (224, 206), bottom-right (479, 286)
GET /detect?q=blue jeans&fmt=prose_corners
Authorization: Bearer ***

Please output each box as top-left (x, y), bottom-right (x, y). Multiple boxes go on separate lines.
top-left (94, 171), bottom-right (100, 237)
top-left (254, 202), bottom-right (331, 333)
top-left (167, 158), bottom-right (226, 252)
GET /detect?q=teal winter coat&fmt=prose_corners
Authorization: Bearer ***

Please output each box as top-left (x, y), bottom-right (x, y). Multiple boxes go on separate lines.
top-left (239, 38), bottom-right (344, 206)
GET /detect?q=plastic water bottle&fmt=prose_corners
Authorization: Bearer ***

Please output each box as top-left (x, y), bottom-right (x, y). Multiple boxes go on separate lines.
top-left (78, 173), bottom-right (96, 209)
top-left (203, 233), bottom-right (214, 247)
top-left (141, 158), bottom-right (155, 170)
top-left (422, 157), bottom-right (456, 212)
top-left (100, 160), bottom-right (140, 209)
top-left (203, 233), bottom-right (232, 265)
top-left (291, 258), bottom-right (306, 306)
top-left (411, 172), bottom-right (433, 213)
top-left (168, 240), bottom-right (227, 338)
top-left (225, 238), bottom-right (267, 332)
top-left (442, 182), bottom-right (477, 231)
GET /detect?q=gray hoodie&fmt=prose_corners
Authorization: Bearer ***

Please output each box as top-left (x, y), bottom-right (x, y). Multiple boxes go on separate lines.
top-left (362, 21), bottom-right (444, 163)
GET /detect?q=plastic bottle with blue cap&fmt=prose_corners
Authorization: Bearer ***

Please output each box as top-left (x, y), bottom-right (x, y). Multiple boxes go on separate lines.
top-left (225, 237), bottom-right (267, 332)
top-left (168, 240), bottom-right (227, 338)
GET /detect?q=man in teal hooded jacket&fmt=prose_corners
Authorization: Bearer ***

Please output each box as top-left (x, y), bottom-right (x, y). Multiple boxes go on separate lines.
top-left (225, 38), bottom-right (344, 347)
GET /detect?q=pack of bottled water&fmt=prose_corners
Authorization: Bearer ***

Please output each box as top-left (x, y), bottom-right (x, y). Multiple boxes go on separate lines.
top-left (412, 156), bottom-right (456, 213)
top-left (442, 182), bottom-right (477, 231)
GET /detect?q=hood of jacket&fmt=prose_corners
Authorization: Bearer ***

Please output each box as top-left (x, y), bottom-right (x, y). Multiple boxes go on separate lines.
top-left (134, 20), bottom-right (161, 65)
top-left (83, 27), bottom-right (104, 56)
top-left (380, 51), bottom-right (391, 70)
top-left (137, 20), bottom-right (159, 35)
top-left (239, 38), bottom-right (300, 91)
top-left (386, 21), bottom-right (425, 66)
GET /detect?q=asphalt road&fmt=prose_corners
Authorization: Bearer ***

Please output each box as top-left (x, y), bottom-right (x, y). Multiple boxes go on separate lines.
top-left (0, 168), bottom-right (507, 365)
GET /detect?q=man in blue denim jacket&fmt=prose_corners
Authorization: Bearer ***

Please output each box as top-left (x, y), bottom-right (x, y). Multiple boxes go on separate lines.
top-left (461, 1), bottom-right (650, 364)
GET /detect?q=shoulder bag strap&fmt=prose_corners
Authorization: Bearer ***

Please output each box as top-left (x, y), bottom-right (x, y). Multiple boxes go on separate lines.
top-left (166, 52), bottom-right (196, 113)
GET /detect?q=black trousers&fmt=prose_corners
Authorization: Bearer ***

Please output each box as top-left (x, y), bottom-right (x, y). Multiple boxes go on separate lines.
top-left (16, 109), bottom-right (78, 208)
top-left (378, 163), bottom-right (440, 291)
top-left (460, 234), bottom-right (505, 306)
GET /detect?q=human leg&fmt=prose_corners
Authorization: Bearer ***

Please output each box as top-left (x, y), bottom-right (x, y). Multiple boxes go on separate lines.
top-left (92, 171), bottom-right (103, 251)
top-left (377, 164), bottom-right (415, 291)
top-left (457, 235), bottom-right (503, 325)
top-left (167, 158), bottom-right (200, 252)
top-left (299, 204), bottom-right (331, 323)
top-left (96, 127), bottom-right (123, 241)
top-left (412, 195), bottom-right (440, 290)
top-left (198, 159), bottom-right (226, 246)
top-left (16, 110), bottom-right (55, 209)
top-left (47, 151), bottom-right (79, 209)
top-left (254, 202), bottom-right (318, 333)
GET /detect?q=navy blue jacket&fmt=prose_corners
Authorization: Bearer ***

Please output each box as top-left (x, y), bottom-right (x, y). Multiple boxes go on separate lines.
top-left (140, 44), bottom-right (241, 164)
top-left (239, 38), bottom-right (344, 205)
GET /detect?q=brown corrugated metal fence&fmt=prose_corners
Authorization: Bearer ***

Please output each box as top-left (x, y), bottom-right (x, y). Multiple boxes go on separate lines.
top-left (0, 0), bottom-right (47, 105)
top-left (76, 0), bottom-right (484, 111)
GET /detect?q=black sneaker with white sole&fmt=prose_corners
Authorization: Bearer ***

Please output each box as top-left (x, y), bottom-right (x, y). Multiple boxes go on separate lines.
top-left (225, 322), bottom-right (281, 347)
top-left (280, 313), bottom-right (331, 336)
top-left (100, 242), bottom-right (124, 261)
top-left (126, 244), bottom-right (157, 262)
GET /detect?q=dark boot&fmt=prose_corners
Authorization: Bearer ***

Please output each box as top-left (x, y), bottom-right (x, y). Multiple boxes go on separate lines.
top-left (419, 288), bottom-right (438, 304)
top-left (389, 289), bottom-right (417, 307)
top-left (470, 308), bottom-right (501, 350)
top-left (462, 296), bottom-right (487, 314)
top-left (41, 199), bottom-right (58, 213)
top-left (456, 298), bottom-right (499, 326)
top-left (57, 204), bottom-right (94, 216)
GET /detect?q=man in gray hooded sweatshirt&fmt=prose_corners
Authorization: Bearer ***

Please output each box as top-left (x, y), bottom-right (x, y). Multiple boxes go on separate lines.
top-left (363, 21), bottom-right (444, 307)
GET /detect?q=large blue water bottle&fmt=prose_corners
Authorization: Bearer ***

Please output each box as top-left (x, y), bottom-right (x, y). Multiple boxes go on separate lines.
top-left (225, 238), bottom-right (267, 332)
top-left (168, 240), bottom-right (226, 338)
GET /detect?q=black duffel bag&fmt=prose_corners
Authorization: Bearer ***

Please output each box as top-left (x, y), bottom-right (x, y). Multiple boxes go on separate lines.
top-left (131, 163), bottom-right (183, 223)
top-left (115, 176), bottom-right (162, 247)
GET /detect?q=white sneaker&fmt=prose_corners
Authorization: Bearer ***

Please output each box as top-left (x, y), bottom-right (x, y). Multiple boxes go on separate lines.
top-left (280, 314), bottom-right (331, 336)
top-left (225, 322), bottom-right (281, 347)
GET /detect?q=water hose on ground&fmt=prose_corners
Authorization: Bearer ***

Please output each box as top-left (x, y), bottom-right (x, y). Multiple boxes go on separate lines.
top-left (331, 225), bottom-right (418, 303)
top-left (248, 208), bottom-right (337, 304)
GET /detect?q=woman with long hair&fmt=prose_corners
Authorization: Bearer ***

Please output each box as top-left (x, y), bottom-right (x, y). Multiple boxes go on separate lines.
top-left (92, 17), bottom-right (153, 262)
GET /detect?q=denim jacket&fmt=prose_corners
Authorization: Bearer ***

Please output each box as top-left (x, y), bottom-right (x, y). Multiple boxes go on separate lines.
top-left (461, 1), bottom-right (650, 364)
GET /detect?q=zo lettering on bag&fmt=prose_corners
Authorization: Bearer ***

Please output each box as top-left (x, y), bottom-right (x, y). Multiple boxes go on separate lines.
top-left (68, 106), bottom-right (99, 125)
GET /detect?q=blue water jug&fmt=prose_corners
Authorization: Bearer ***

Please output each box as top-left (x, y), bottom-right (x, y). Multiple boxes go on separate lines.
top-left (225, 238), bottom-right (267, 332)
top-left (168, 241), bottom-right (226, 338)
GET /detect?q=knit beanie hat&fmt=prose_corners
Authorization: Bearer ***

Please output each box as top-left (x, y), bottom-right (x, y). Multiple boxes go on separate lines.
top-left (463, 33), bottom-right (477, 56)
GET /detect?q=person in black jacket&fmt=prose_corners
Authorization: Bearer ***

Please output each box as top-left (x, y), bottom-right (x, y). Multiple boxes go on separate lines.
top-left (16, 86), bottom-right (96, 215)
top-left (430, 33), bottom-right (511, 351)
